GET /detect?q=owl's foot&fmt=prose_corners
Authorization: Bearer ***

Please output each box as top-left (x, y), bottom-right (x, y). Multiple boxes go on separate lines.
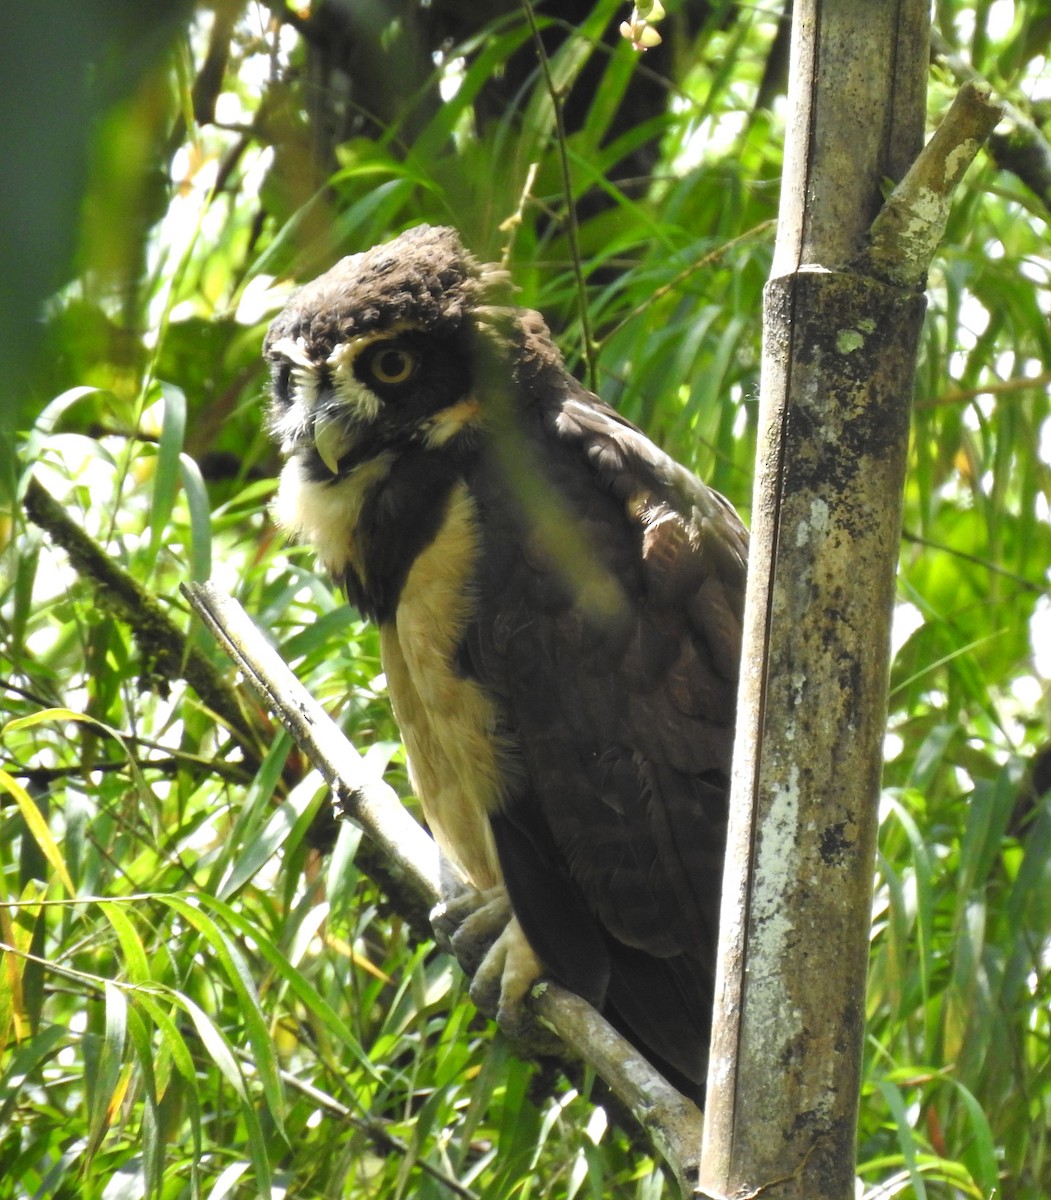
top-left (431, 884), bottom-right (509, 976)
top-left (432, 886), bottom-right (559, 1054)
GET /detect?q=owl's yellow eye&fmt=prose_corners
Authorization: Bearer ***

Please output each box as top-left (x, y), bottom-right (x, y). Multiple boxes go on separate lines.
top-left (369, 345), bottom-right (417, 386)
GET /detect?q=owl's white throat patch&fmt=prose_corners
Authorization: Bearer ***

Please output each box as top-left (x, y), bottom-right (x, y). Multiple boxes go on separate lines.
top-left (273, 452), bottom-right (395, 579)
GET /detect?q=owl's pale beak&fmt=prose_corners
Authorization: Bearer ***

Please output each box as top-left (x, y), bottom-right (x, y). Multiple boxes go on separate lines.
top-left (312, 409), bottom-right (352, 474)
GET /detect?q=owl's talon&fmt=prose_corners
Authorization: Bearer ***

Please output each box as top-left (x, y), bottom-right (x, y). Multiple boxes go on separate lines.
top-left (471, 915), bottom-right (560, 1055)
top-left (433, 887), bottom-right (556, 1052)
top-left (431, 884), bottom-right (510, 974)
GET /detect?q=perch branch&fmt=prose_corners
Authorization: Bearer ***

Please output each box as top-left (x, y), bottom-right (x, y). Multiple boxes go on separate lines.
top-left (182, 580), bottom-right (703, 1197)
top-left (182, 581), bottom-right (441, 919)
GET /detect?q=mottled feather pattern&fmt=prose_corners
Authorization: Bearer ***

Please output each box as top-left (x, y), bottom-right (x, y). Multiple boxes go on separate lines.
top-left (459, 377), bottom-right (744, 1089)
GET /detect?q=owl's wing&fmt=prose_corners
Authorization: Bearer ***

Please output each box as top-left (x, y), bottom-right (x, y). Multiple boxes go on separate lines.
top-left (462, 387), bottom-right (747, 1097)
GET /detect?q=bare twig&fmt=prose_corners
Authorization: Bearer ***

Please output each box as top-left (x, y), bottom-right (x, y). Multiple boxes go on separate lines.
top-left (859, 81), bottom-right (1005, 287)
top-left (915, 368), bottom-right (1051, 409)
top-left (521, 0), bottom-right (598, 391)
top-left (900, 528), bottom-right (1044, 592)
top-left (182, 581), bottom-right (704, 1197)
top-left (1, 753), bottom-right (252, 787)
top-left (182, 581), bottom-right (441, 919)
top-left (931, 28), bottom-right (1051, 216)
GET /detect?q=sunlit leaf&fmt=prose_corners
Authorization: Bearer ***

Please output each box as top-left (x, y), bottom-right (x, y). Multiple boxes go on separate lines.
top-left (0, 770), bottom-right (75, 895)
top-left (146, 382), bottom-right (187, 571)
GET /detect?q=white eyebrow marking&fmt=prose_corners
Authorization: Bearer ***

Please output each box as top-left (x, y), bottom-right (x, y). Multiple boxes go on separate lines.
top-left (272, 322), bottom-right (430, 431)
top-left (269, 335), bottom-right (321, 414)
top-left (325, 337), bottom-right (367, 370)
top-left (333, 373), bottom-right (381, 424)
top-left (269, 335), bottom-right (314, 369)
top-left (325, 336), bottom-right (385, 423)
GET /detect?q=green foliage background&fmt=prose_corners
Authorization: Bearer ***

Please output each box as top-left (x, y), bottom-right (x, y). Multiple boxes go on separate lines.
top-left (2, 2), bottom-right (1050, 1197)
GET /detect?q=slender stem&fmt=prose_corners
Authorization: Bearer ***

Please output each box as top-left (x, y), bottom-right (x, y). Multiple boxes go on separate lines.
top-left (521, 0), bottom-right (598, 390)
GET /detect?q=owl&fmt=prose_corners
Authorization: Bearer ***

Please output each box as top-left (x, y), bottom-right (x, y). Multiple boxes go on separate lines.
top-left (265, 225), bottom-right (746, 1100)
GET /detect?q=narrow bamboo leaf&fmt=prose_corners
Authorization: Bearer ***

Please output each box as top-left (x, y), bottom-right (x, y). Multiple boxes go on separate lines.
top-left (133, 992), bottom-right (197, 1090)
top-left (1006, 799), bottom-right (1051, 927)
top-left (876, 1080), bottom-right (929, 1200)
top-left (153, 895), bottom-right (286, 1127)
top-left (0, 1023), bottom-right (68, 1129)
top-left (147, 381), bottom-right (187, 569)
top-left (243, 189), bottom-right (327, 281)
top-left (124, 1003), bottom-right (164, 1197)
top-left (411, 18), bottom-right (534, 159)
top-left (134, 985), bottom-right (203, 1185)
top-left (87, 981), bottom-right (129, 1158)
top-left (176, 992), bottom-right (249, 1102)
top-left (105, 1061), bottom-right (134, 1127)
top-left (958, 767), bottom-right (1019, 895)
top-left (521, 1), bottom-right (610, 137)
top-left (19, 386), bottom-right (102, 481)
top-left (453, 1037), bottom-right (506, 1177)
top-left (139, 1098), bottom-right (164, 1200)
top-left (2, 708), bottom-right (153, 810)
top-left (0, 959), bottom-right (13, 1056)
top-left (3, 706), bottom-right (78, 736)
top-left (125, 1002), bottom-right (159, 1109)
top-left (203, 730), bottom-right (290, 895)
top-left (166, 991), bottom-right (274, 1199)
top-left (883, 795), bottom-right (936, 1031)
top-left (218, 789), bottom-right (314, 901)
top-left (286, 900), bottom-right (331, 972)
top-left (179, 451), bottom-right (212, 583)
top-left (948, 1079), bottom-right (999, 1199)
top-left (206, 1161), bottom-right (250, 1200)
top-left (0, 769), bottom-right (75, 895)
top-left (191, 891), bottom-right (382, 1082)
top-left (0, 880), bottom-right (43, 1050)
top-left (99, 901), bottom-right (151, 986)
top-left (243, 1107), bottom-right (276, 1200)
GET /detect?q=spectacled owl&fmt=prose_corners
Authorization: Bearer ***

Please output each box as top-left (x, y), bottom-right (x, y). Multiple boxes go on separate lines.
top-left (266, 225), bottom-right (747, 1101)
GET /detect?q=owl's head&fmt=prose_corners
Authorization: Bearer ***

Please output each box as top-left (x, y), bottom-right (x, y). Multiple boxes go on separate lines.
top-left (265, 225), bottom-right (551, 481)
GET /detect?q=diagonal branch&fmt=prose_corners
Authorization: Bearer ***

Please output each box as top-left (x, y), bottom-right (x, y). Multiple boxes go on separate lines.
top-left (858, 80), bottom-right (1004, 287)
top-left (182, 580), bottom-right (704, 1198)
top-left (22, 475), bottom-right (261, 756)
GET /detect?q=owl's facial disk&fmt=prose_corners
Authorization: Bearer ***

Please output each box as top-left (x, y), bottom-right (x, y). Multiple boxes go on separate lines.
top-left (267, 325), bottom-right (476, 478)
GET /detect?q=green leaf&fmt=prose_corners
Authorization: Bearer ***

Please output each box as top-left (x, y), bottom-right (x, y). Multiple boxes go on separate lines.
top-left (876, 1080), bottom-right (929, 1200)
top-left (179, 451), bottom-right (213, 583)
top-left (147, 381), bottom-right (188, 571)
top-left (190, 891), bottom-right (382, 1084)
top-left (0, 769), bottom-right (75, 895)
top-left (218, 787), bottom-right (316, 901)
top-left (86, 981), bottom-right (128, 1158)
top-left (152, 895), bottom-right (286, 1130)
top-left (98, 900), bottom-right (151, 986)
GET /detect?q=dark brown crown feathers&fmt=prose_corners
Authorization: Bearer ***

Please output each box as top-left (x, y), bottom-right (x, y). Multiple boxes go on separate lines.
top-left (264, 225), bottom-right (514, 362)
